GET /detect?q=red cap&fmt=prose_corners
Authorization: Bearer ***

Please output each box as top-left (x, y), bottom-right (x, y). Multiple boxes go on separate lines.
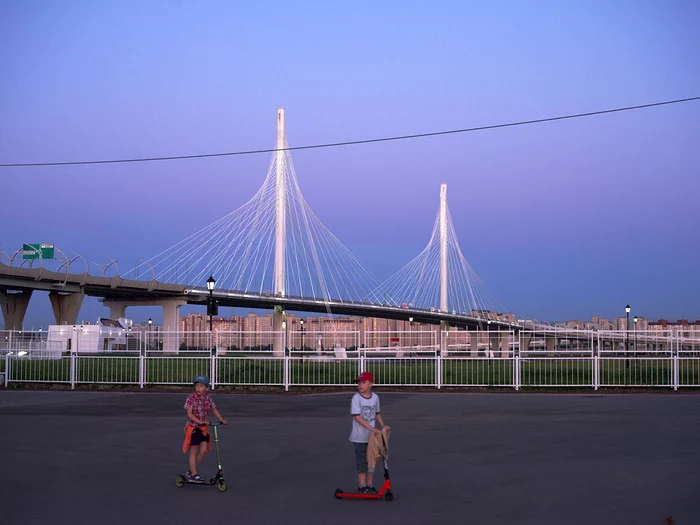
top-left (355, 371), bottom-right (374, 383)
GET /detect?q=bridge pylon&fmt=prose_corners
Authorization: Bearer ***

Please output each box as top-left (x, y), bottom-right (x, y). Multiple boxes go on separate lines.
top-left (439, 183), bottom-right (448, 313)
top-left (439, 184), bottom-right (448, 356)
top-left (273, 107), bottom-right (287, 357)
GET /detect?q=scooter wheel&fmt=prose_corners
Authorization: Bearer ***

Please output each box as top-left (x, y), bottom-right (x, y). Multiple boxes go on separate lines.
top-left (175, 475), bottom-right (186, 488)
top-left (384, 491), bottom-right (394, 501)
top-left (334, 489), bottom-right (343, 499)
top-left (217, 480), bottom-right (228, 492)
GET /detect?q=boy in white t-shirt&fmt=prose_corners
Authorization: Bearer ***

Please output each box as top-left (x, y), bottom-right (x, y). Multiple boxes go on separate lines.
top-left (348, 371), bottom-right (389, 494)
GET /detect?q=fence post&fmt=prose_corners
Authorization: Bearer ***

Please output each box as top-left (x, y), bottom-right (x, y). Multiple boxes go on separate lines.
top-left (283, 330), bottom-right (289, 391)
top-left (210, 332), bottom-right (216, 391)
top-left (436, 351), bottom-right (442, 389)
top-left (4, 353), bottom-right (9, 386)
top-left (139, 349), bottom-right (145, 389)
top-left (593, 356), bottom-right (599, 391)
top-left (70, 351), bottom-right (76, 390)
top-left (673, 347), bottom-right (679, 391)
top-left (514, 348), bottom-right (520, 391)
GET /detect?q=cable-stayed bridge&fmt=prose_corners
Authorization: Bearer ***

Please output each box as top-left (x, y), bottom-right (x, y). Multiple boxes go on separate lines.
top-left (1, 108), bottom-right (514, 350)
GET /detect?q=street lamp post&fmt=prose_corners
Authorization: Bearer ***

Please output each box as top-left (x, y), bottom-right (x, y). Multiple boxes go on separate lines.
top-left (409, 317), bottom-right (413, 350)
top-left (147, 318), bottom-right (152, 353)
top-left (633, 315), bottom-right (638, 355)
top-left (300, 319), bottom-right (305, 351)
top-left (206, 275), bottom-right (216, 351)
top-left (625, 304), bottom-right (630, 370)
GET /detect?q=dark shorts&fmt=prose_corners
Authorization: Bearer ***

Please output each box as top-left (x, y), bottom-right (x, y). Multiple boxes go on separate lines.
top-left (353, 442), bottom-right (374, 473)
top-left (190, 427), bottom-right (210, 446)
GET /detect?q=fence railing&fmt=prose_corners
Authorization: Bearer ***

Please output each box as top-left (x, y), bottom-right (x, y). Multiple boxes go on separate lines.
top-left (2, 329), bottom-right (700, 390)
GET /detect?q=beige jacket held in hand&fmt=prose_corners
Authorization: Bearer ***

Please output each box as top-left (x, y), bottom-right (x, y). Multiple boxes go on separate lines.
top-left (367, 426), bottom-right (391, 470)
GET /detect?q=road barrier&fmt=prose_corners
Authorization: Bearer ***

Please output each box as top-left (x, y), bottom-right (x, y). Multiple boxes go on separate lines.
top-left (2, 329), bottom-right (699, 390)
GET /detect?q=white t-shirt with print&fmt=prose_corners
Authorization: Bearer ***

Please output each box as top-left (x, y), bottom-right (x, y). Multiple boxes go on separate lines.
top-left (349, 392), bottom-right (380, 443)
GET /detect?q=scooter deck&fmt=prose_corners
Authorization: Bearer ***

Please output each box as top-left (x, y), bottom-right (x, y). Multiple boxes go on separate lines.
top-left (179, 475), bottom-right (214, 485)
top-left (334, 482), bottom-right (393, 501)
top-left (175, 472), bottom-right (228, 492)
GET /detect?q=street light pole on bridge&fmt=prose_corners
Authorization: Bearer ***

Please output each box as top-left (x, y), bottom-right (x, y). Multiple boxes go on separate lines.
top-left (625, 304), bottom-right (630, 370)
top-left (206, 275), bottom-right (216, 351)
top-left (300, 319), bottom-right (305, 351)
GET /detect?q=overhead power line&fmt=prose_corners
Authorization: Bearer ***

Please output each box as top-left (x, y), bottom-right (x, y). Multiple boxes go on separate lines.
top-left (1, 96), bottom-right (699, 168)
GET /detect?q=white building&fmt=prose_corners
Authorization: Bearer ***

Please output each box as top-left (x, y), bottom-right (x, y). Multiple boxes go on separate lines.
top-left (47, 318), bottom-right (132, 354)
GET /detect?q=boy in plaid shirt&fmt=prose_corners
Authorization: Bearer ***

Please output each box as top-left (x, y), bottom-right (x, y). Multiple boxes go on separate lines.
top-left (183, 375), bottom-right (227, 481)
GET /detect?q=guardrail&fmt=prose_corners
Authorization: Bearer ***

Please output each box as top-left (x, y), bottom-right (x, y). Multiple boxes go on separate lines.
top-left (2, 329), bottom-right (699, 390)
top-left (4, 351), bottom-right (700, 391)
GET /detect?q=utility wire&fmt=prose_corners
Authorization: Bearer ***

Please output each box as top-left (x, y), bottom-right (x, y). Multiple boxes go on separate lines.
top-left (2, 96), bottom-right (698, 168)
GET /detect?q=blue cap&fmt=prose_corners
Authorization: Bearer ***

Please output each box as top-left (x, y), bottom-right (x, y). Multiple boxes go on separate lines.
top-left (193, 375), bottom-right (210, 386)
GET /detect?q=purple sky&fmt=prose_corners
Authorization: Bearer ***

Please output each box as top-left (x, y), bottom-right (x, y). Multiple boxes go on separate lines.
top-left (2, 1), bottom-right (699, 328)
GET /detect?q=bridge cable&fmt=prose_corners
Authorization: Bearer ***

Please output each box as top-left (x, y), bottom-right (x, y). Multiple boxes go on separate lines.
top-left (2, 96), bottom-right (698, 167)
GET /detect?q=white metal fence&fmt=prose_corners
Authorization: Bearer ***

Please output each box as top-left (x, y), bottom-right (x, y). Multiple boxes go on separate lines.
top-left (2, 329), bottom-right (700, 390)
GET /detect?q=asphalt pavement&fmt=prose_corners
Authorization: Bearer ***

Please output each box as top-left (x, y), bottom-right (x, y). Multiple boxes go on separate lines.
top-left (0, 389), bottom-right (698, 525)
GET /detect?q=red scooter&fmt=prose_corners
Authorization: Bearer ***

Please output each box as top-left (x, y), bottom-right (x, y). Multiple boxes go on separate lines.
top-left (335, 434), bottom-right (393, 501)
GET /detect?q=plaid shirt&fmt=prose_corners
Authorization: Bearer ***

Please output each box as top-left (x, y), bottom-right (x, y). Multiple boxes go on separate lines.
top-left (184, 392), bottom-right (216, 426)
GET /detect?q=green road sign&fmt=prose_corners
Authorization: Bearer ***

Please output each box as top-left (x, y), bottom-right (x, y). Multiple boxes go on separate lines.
top-left (22, 243), bottom-right (55, 260)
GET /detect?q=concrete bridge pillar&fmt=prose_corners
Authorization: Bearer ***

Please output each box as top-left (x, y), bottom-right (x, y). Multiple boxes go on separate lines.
top-left (519, 332), bottom-right (532, 354)
top-left (0, 289), bottom-right (32, 330)
top-left (545, 335), bottom-right (556, 354)
top-left (102, 301), bottom-right (128, 320)
top-left (439, 320), bottom-right (448, 356)
top-left (273, 305), bottom-right (285, 357)
top-left (49, 291), bottom-right (84, 326)
top-left (470, 332), bottom-right (480, 357)
top-left (500, 332), bottom-right (511, 358)
top-left (162, 299), bottom-right (187, 353)
top-left (102, 298), bottom-right (186, 353)
top-left (488, 332), bottom-right (499, 358)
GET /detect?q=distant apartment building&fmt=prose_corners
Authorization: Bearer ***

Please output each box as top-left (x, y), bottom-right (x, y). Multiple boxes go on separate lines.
top-left (181, 313), bottom-right (243, 349)
top-left (554, 315), bottom-right (667, 332)
top-left (591, 316), bottom-right (613, 330)
top-left (648, 319), bottom-right (700, 337)
top-left (614, 317), bottom-right (628, 331)
top-left (179, 312), bottom-right (449, 350)
top-left (634, 317), bottom-right (649, 331)
top-left (564, 320), bottom-right (594, 330)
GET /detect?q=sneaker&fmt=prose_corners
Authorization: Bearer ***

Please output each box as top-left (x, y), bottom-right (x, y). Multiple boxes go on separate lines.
top-left (357, 486), bottom-right (367, 494)
top-left (188, 473), bottom-right (204, 482)
top-left (366, 486), bottom-right (378, 495)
